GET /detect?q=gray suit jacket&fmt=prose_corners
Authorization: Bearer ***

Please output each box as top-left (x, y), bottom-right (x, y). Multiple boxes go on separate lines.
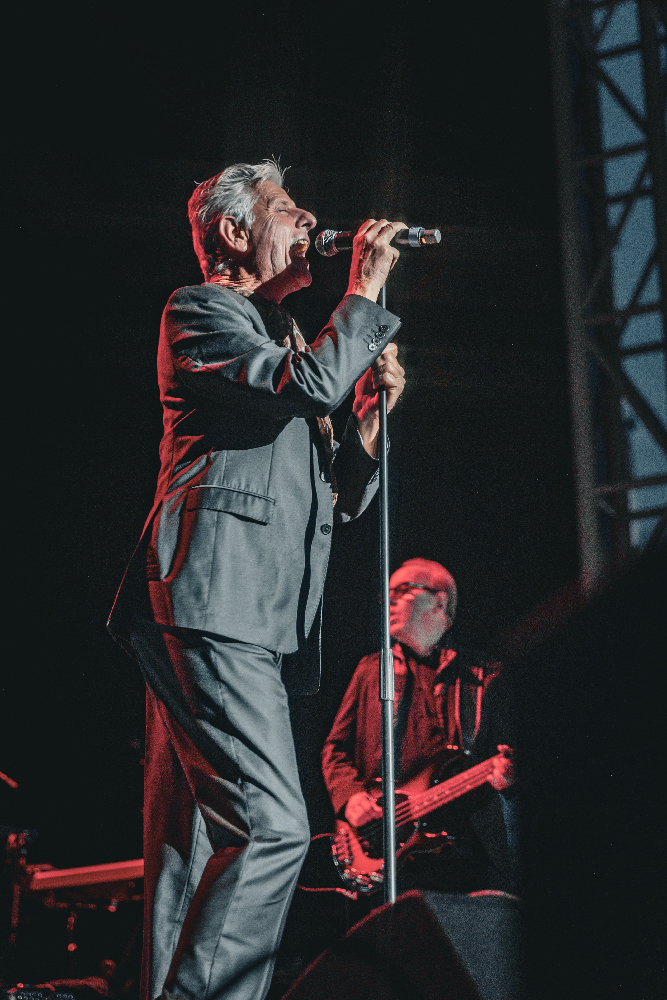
top-left (108, 284), bottom-right (400, 692)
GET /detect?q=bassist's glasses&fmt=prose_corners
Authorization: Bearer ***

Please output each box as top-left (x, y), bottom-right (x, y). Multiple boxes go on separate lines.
top-left (389, 582), bottom-right (441, 601)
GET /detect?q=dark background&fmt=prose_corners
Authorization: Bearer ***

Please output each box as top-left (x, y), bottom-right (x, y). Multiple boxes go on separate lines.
top-left (0, 0), bottom-right (608, 988)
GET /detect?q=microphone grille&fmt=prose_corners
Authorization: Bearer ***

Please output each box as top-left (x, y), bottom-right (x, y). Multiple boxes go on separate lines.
top-left (315, 230), bottom-right (339, 256)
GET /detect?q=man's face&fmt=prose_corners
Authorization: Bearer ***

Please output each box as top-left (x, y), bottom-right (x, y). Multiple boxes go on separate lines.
top-left (389, 561), bottom-right (451, 655)
top-left (247, 181), bottom-right (317, 286)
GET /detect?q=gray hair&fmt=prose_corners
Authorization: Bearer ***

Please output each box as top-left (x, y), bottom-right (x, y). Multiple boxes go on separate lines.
top-left (188, 158), bottom-right (286, 277)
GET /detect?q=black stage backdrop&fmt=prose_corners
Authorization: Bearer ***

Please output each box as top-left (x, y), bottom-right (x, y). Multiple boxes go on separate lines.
top-left (0, 0), bottom-right (606, 985)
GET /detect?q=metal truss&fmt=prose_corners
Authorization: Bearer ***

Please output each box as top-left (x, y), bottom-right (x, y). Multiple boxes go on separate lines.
top-left (548, 0), bottom-right (667, 588)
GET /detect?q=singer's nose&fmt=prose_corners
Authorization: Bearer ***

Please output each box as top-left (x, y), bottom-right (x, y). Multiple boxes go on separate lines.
top-left (298, 209), bottom-right (317, 231)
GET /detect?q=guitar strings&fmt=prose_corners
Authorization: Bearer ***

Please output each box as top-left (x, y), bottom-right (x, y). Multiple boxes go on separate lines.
top-left (359, 760), bottom-right (495, 841)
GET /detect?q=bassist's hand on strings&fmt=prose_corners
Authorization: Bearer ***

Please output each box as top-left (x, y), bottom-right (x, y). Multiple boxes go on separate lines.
top-left (488, 745), bottom-right (515, 791)
top-left (344, 789), bottom-right (383, 827)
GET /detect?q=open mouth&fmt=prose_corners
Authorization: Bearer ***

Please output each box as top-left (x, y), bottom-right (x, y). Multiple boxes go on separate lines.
top-left (290, 238), bottom-right (309, 257)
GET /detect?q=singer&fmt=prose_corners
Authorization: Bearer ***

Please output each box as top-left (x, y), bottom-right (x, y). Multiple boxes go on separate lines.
top-left (107, 159), bottom-right (406, 1000)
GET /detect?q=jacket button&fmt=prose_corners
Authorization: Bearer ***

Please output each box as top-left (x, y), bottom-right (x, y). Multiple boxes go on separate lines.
top-left (320, 523), bottom-right (332, 534)
top-left (320, 471), bottom-right (329, 482)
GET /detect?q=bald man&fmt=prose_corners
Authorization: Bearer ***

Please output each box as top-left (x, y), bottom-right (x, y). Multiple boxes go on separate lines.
top-left (322, 558), bottom-right (517, 896)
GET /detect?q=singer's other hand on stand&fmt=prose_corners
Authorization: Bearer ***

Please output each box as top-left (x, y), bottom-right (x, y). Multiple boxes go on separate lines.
top-left (346, 218), bottom-right (409, 302)
top-left (353, 343), bottom-right (405, 456)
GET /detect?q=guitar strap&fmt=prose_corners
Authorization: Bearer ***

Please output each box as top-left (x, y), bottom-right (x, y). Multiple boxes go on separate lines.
top-left (441, 658), bottom-right (503, 751)
top-left (392, 664), bottom-right (414, 780)
top-left (432, 648), bottom-right (462, 747)
top-left (447, 678), bottom-right (462, 749)
top-left (440, 661), bottom-right (485, 752)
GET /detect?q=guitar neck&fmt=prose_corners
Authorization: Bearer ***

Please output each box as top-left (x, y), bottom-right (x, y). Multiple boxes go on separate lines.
top-left (398, 756), bottom-right (498, 824)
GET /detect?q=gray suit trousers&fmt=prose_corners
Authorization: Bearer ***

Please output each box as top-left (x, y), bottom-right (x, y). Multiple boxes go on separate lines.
top-left (129, 625), bottom-right (310, 1000)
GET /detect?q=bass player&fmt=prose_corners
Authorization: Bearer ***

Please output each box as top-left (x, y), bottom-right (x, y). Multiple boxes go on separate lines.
top-left (321, 557), bottom-right (517, 896)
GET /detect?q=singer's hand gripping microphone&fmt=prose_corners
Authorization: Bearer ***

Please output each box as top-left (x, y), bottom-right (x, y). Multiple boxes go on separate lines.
top-left (315, 227), bottom-right (441, 256)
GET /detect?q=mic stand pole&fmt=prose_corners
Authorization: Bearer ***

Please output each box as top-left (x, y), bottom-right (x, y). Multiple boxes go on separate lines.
top-left (378, 282), bottom-right (397, 905)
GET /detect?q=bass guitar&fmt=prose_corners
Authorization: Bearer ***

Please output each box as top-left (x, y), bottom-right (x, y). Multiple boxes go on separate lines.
top-left (331, 749), bottom-right (508, 893)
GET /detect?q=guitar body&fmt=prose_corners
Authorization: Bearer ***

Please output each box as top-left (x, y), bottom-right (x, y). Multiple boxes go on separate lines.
top-left (331, 749), bottom-right (505, 894)
top-left (331, 753), bottom-right (462, 894)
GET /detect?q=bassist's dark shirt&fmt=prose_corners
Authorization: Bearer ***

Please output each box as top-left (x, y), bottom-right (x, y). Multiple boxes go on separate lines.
top-left (322, 643), bottom-right (501, 814)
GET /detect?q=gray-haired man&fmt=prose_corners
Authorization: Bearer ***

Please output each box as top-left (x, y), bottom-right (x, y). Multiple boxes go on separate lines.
top-left (108, 160), bottom-right (406, 1000)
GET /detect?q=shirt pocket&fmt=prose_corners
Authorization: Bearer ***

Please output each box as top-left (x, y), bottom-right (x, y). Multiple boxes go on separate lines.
top-left (185, 484), bottom-right (276, 525)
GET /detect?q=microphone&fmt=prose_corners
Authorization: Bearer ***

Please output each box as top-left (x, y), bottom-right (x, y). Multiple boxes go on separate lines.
top-left (315, 226), bottom-right (441, 256)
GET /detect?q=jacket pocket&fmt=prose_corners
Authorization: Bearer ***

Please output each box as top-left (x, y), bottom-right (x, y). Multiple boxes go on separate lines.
top-left (185, 484), bottom-right (275, 525)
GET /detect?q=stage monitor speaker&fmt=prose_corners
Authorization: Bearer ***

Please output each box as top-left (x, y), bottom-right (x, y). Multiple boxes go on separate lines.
top-left (283, 890), bottom-right (524, 1000)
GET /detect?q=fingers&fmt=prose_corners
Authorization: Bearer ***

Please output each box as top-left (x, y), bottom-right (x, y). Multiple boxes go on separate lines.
top-left (370, 345), bottom-right (405, 390)
top-left (356, 218), bottom-right (377, 237)
top-left (368, 219), bottom-right (395, 244)
top-left (372, 343), bottom-right (399, 362)
top-left (347, 219), bottom-right (407, 301)
top-left (371, 356), bottom-right (403, 377)
top-left (356, 219), bottom-right (408, 245)
top-left (372, 368), bottom-right (404, 390)
top-left (345, 791), bottom-right (383, 827)
top-left (377, 220), bottom-right (409, 242)
top-left (353, 343), bottom-right (406, 419)
top-left (489, 751), bottom-right (515, 791)
top-left (373, 372), bottom-right (403, 392)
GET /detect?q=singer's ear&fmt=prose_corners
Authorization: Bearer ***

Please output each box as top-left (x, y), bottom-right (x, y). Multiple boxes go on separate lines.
top-left (218, 216), bottom-right (251, 256)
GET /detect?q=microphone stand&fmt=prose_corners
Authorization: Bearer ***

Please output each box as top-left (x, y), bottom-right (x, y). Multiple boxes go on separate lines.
top-left (378, 282), bottom-right (397, 905)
